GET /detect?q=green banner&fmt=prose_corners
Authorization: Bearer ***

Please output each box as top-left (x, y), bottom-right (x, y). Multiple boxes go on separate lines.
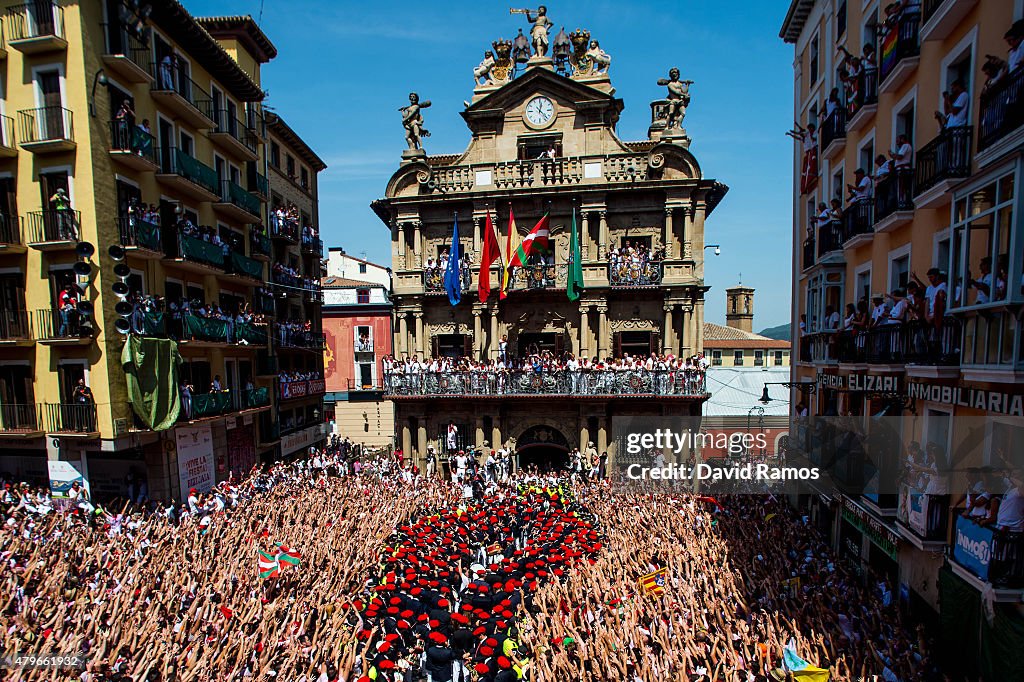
top-left (121, 336), bottom-right (182, 431)
top-left (231, 251), bottom-right (264, 280)
top-left (251, 233), bottom-right (271, 257)
top-left (176, 148), bottom-right (218, 193)
top-left (136, 220), bottom-right (161, 252)
top-left (134, 128), bottom-right (154, 160)
top-left (245, 387), bottom-right (269, 408)
top-left (193, 391), bottom-right (232, 418)
top-left (180, 234), bottom-right (225, 267)
top-left (184, 314), bottom-right (228, 342)
top-left (142, 311), bottom-right (165, 336)
top-left (237, 322), bottom-right (267, 345)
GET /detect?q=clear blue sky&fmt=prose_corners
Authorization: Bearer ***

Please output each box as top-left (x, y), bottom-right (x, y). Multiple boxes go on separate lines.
top-left (189, 0), bottom-right (796, 329)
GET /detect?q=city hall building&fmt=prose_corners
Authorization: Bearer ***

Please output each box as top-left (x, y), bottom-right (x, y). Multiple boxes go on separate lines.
top-left (371, 17), bottom-right (727, 468)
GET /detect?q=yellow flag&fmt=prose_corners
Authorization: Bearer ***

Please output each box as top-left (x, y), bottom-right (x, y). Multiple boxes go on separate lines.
top-left (792, 666), bottom-right (830, 682)
top-left (765, 513), bottom-right (777, 522)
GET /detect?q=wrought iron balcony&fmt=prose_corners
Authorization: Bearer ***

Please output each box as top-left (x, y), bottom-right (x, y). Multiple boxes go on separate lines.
top-left (118, 216), bottom-right (162, 255)
top-left (17, 106), bottom-right (74, 150)
top-left (247, 166), bottom-right (269, 199)
top-left (108, 119), bottom-right (157, 169)
top-left (27, 210), bottom-right (82, 246)
top-left (276, 327), bottom-right (326, 350)
top-left (227, 250), bottom-right (264, 282)
top-left (44, 403), bottom-right (97, 435)
top-left (210, 109), bottom-right (258, 159)
top-left (877, 10), bottom-right (921, 86)
top-left (0, 309), bottom-right (32, 341)
top-left (0, 214), bottom-right (22, 248)
top-left (833, 318), bottom-right (961, 365)
top-left (5, 2), bottom-right (65, 52)
top-left (979, 66), bottom-right (1024, 153)
top-left (302, 235), bottom-right (323, 255)
top-left (608, 260), bottom-right (662, 287)
top-left (951, 514), bottom-right (1024, 588)
top-left (243, 387), bottom-right (270, 409)
top-left (874, 169), bottom-right (915, 224)
top-left (0, 115), bottom-right (15, 154)
top-left (816, 219), bottom-right (843, 257)
top-left (819, 107), bottom-right (846, 156)
top-left (270, 214), bottom-right (299, 242)
top-left (508, 263), bottom-right (567, 291)
top-left (177, 233), bottom-right (226, 271)
top-left (185, 391), bottom-right (233, 420)
top-left (279, 378), bottom-right (326, 400)
top-left (249, 229), bottom-right (272, 259)
top-left (35, 308), bottom-right (91, 343)
top-left (0, 403), bottom-right (40, 433)
top-left (150, 61), bottom-right (214, 127)
top-left (915, 126), bottom-right (972, 196)
top-left (841, 200), bottom-right (873, 244)
top-left (178, 314), bottom-right (266, 346)
top-left (101, 22), bottom-right (151, 83)
top-left (156, 147), bottom-right (220, 199)
top-left (802, 237), bottom-right (815, 269)
top-left (897, 485), bottom-right (949, 542)
top-left (384, 369), bottom-right (709, 399)
top-left (423, 266), bottom-right (471, 292)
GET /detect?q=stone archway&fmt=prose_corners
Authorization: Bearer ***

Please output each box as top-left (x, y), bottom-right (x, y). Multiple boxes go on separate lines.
top-left (516, 424), bottom-right (570, 472)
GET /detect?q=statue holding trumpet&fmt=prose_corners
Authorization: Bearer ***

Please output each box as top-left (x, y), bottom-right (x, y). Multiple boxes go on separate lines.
top-left (510, 6), bottom-right (553, 58)
top-left (657, 67), bottom-right (695, 130)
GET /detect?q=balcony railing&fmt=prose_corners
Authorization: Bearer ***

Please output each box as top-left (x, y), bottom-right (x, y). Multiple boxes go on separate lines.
top-left (277, 328), bottom-right (326, 350)
top-left (874, 169), bottom-right (914, 223)
top-left (27, 210), bottom-right (81, 243)
top-left (301, 236), bottom-right (323, 256)
top-left (157, 147), bottom-right (220, 196)
top-left (248, 167), bottom-right (269, 197)
top-left (817, 219), bottom-right (843, 256)
top-left (228, 250), bottom-right (264, 282)
top-left (185, 391), bottom-right (233, 420)
top-left (5, 2), bottom-right (64, 42)
top-left (151, 61), bottom-right (214, 120)
top-left (802, 237), bottom-right (815, 269)
top-left (178, 233), bottom-right (226, 270)
top-left (45, 403), bottom-right (97, 434)
top-left (508, 263), bottom-right (568, 291)
top-left (356, 338), bottom-right (374, 353)
top-left (0, 214), bottom-right (22, 246)
top-left (109, 119), bottom-right (156, 164)
top-left (898, 485), bottom-right (949, 541)
top-left (921, 0), bottom-right (946, 25)
top-left (979, 66), bottom-right (1024, 152)
top-left (915, 126), bottom-right (972, 195)
top-left (254, 291), bottom-right (276, 316)
top-left (279, 378), bottom-right (326, 400)
top-left (425, 154), bottom-right (659, 193)
top-left (35, 308), bottom-right (88, 340)
top-left (383, 369), bottom-right (709, 398)
top-left (423, 267), bottom-right (471, 292)
top-left (0, 403), bottom-right (40, 432)
top-left (878, 10), bottom-right (921, 84)
top-left (952, 515), bottom-right (1024, 588)
top-left (243, 387), bottom-right (270, 409)
top-left (101, 22), bottom-right (149, 71)
top-left (221, 179), bottom-right (261, 217)
top-left (842, 200), bottom-right (873, 243)
top-left (18, 106), bottom-right (73, 144)
top-left (179, 314), bottom-right (266, 345)
top-left (819, 107), bottom-right (846, 152)
top-left (250, 230), bottom-right (272, 259)
top-left (118, 216), bottom-right (162, 253)
top-left (833, 318), bottom-right (961, 365)
top-left (270, 214), bottom-right (299, 241)
top-left (0, 115), bottom-right (15, 149)
top-left (212, 109), bottom-right (258, 156)
top-left (608, 260), bottom-right (662, 286)
top-left (0, 309), bottom-right (31, 340)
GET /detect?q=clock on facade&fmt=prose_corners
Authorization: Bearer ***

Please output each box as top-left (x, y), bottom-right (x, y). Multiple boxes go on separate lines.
top-left (524, 95), bottom-right (555, 127)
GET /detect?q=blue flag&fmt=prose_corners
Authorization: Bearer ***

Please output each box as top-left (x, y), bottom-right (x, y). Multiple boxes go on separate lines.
top-left (443, 215), bottom-right (462, 306)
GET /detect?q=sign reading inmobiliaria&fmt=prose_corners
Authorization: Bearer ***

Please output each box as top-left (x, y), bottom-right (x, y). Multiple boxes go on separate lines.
top-left (176, 423), bottom-right (215, 500)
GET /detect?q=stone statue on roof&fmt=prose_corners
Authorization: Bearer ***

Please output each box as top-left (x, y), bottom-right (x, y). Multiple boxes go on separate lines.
top-left (657, 68), bottom-right (694, 130)
top-left (473, 51), bottom-right (497, 85)
top-left (400, 92), bottom-right (431, 153)
top-left (510, 6), bottom-right (553, 58)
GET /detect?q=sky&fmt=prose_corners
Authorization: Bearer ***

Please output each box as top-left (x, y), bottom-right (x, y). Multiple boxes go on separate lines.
top-left (188, 0), bottom-right (797, 329)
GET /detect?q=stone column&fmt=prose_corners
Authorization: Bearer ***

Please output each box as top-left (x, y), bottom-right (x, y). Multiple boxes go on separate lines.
top-left (413, 312), bottom-right (425, 358)
top-left (680, 306), bottom-right (693, 356)
top-left (413, 221), bottom-right (422, 268)
top-left (401, 422), bottom-right (413, 463)
top-left (598, 211), bottom-right (608, 256)
top-left (416, 422), bottom-right (427, 467)
top-left (491, 423), bottom-right (502, 451)
top-left (578, 306), bottom-right (589, 358)
top-left (663, 207), bottom-right (674, 259)
top-left (475, 416), bottom-right (485, 449)
top-left (472, 305), bottom-right (483, 358)
top-left (397, 223), bottom-right (406, 265)
top-left (597, 415), bottom-right (608, 462)
top-left (663, 304), bottom-right (674, 354)
top-left (489, 308), bottom-right (499, 360)
top-left (597, 304), bottom-right (608, 358)
top-left (398, 312), bottom-right (408, 356)
top-left (579, 423), bottom-right (591, 455)
top-left (473, 215), bottom-right (482, 255)
top-left (695, 298), bottom-right (705, 354)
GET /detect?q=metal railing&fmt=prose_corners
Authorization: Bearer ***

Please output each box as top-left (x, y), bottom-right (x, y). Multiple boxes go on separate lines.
top-left (5, 2), bottom-right (64, 41)
top-left (27, 209), bottom-right (81, 243)
top-left (249, 230), bottom-right (272, 259)
top-left (278, 378), bottom-right (326, 400)
top-left (248, 167), bottom-right (269, 197)
top-left (101, 22), bottom-right (149, 70)
top-left (276, 327), bottom-right (326, 350)
top-left (915, 126), bottom-right (972, 195)
top-left (118, 216), bottom-right (162, 252)
top-left (156, 147), bottom-right (219, 195)
top-left (212, 109), bottom-right (258, 156)
top-left (803, 237), bottom-right (815, 269)
top-left (608, 260), bottom-right (662, 286)
top-left (34, 307), bottom-right (88, 340)
top-left (0, 115), bottom-right (14, 148)
top-left (423, 153), bottom-right (656, 193)
top-left (842, 201), bottom-right (873, 243)
top-left (150, 61), bottom-right (214, 121)
top-left (109, 119), bottom-right (156, 164)
top-left (301, 236), bottom-right (323, 255)
top-left (221, 179), bottom-right (261, 216)
top-left (819, 107), bottom-right (846, 151)
top-left (177, 233), bottom-right (225, 270)
top-left (45, 403), bottom-right (97, 434)
top-left (897, 486), bottom-right (949, 541)
top-left (185, 391), bottom-right (233, 420)
top-left (979, 66), bottom-right (1024, 152)
top-left (384, 369), bottom-right (709, 398)
top-left (423, 267), bottom-right (471, 292)
top-left (952, 514), bottom-right (1024, 588)
top-left (0, 309), bottom-right (31, 340)
top-left (509, 263), bottom-right (568, 290)
top-left (0, 214), bottom-right (22, 245)
top-left (846, 69), bottom-right (879, 117)
top-left (878, 11), bottom-right (921, 84)
top-left (922, 0), bottom-right (948, 27)
top-left (832, 318), bottom-right (961, 365)
top-left (817, 219), bottom-right (843, 256)
top-left (270, 214), bottom-right (299, 241)
top-left (0, 403), bottom-right (39, 432)
top-left (18, 106), bottom-right (73, 144)
top-left (874, 169), bottom-right (914, 222)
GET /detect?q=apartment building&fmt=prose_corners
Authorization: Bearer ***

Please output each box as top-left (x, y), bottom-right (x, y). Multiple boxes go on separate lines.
top-left (781, 1), bottom-right (1024, 677)
top-left (0, 2), bottom-right (324, 503)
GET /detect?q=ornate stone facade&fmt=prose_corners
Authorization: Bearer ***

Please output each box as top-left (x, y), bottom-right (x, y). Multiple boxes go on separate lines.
top-left (372, 17), bottom-right (727, 467)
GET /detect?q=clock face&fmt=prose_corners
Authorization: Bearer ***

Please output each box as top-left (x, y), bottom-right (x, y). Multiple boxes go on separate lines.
top-left (525, 96), bottom-right (555, 127)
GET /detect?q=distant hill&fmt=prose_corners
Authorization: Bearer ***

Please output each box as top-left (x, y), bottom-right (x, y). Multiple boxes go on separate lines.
top-left (758, 323), bottom-right (791, 341)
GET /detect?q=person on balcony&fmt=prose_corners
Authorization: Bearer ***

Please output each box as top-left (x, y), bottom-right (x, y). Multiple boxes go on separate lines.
top-left (988, 469), bottom-right (1024, 532)
top-left (890, 133), bottom-right (913, 176)
top-left (1007, 20), bottom-right (1024, 73)
top-left (967, 256), bottom-right (1002, 304)
top-left (114, 100), bottom-right (135, 150)
top-left (57, 282), bottom-right (80, 338)
top-left (873, 154), bottom-right (892, 184)
top-left (72, 379), bottom-right (94, 432)
top-left (846, 168), bottom-right (873, 204)
top-left (50, 188), bottom-right (77, 241)
top-left (934, 79), bottom-right (969, 132)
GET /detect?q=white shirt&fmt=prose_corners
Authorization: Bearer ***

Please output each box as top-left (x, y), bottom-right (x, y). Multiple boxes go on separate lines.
top-left (946, 91), bottom-right (969, 127)
top-left (976, 273), bottom-right (992, 304)
top-left (893, 142), bottom-right (913, 168)
top-left (886, 299), bottom-right (907, 324)
top-left (1010, 42), bottom-right (1024, 73)
top-left (854, 175), bottom-right (873, 200)
top-left (997, 486), bottom-right (1024, 531)
top-left (826, 311), bottom-right (840, 330)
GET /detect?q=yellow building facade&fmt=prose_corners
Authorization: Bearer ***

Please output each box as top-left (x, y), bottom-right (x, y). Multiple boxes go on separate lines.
top-left (0, 3), bottom-right (323, 502)
top-left (782, 1), bottom-right (1024, 676)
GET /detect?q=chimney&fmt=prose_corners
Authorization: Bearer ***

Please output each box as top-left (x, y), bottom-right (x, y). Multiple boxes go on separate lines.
top-left (725, 285), bottom-right (754, 333)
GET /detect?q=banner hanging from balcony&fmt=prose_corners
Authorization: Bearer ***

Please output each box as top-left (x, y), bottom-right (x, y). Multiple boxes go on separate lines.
top-left (953, 515), bottom-right (993, 581)
top-left (184, 315), bottom-right (228, 342)
top-left (121, 335), bottom-right (182, 431)
top-left (180, 234), bottom-right (225, 266)
top-left (231, 251), bottom-right (264, 280)
top-left (175, 423), bottom-right (215, 500)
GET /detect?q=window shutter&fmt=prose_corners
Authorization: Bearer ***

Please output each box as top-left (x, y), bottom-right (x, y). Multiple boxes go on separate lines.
top-left (555, 333), bottom-right (565, 357)
top-left (463, 334), bottom-right (473, 359)
top-left (648, 331), bottom-right (658, 355)
top-left (431, 336), bottom-right (439, 359)
top-left (613, 332), bottom-right (622, 358)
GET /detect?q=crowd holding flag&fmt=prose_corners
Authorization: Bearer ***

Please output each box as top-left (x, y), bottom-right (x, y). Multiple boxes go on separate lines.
top-left (257, 550), bottom-right (280, 580)
top-left (783, 639), bottom-right (832, 682)
top-left (639, 567), bottom-right (668, 595)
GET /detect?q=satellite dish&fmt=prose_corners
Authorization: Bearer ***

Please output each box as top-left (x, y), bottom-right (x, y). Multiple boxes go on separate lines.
top-left (108, 244), bottom-right (126, 261)
top-left (115, 301), bottom-right (134, 317)
top-left (75, 241), bottom-right (95, 259)
top-left (72, 261), bottom-right (92, 277)
top-left (113, 263), bottom-right (131, 278)
top-left (77, 300), bottom-right (94, 316)
top-left (112, 281), bottom-right (130, 297)
top-left (115, 318), bottom-right (131, 334)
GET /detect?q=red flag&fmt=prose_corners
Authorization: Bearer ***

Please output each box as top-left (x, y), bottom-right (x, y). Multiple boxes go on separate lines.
top-left (478, 211), bottom-right (501, 302)
top-left (219, 605), bottom-right (233, 619)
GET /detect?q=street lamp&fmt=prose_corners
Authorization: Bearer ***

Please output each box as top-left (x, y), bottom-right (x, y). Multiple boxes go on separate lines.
top-left (760, 381), bottom-right (816, 404)
top-left (89, 69), bottom-right (108, 117)
top-left (705, 244), bottom-right (721, 256)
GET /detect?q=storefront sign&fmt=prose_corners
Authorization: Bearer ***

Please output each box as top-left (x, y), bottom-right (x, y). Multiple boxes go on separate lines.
top-left (281, 423), bottom-right (328, 458)
top-left (308, 378), bottom-right (326, 394)
top-left (841, 496), bottom-right (899, 560)
top-left (817, 372), bottom-right (845, 389)
top-left (907, 380), bottom-right (1024, 416)
top-left (817, 371), bottom-right (901, 393)
top-left (175, 423), bottom-right (215, 500)
top-left (953, 515), bottom-right (992, 580)
top-left (48, 460), bottom-right (88, 498)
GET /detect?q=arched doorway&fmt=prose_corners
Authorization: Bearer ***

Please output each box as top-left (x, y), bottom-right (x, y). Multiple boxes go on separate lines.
top-left (516, 425), bottom-right (570, 472)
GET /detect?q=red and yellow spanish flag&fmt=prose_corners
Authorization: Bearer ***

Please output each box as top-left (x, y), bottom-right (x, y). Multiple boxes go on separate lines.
top-left (639, 567), bottom-right (668, 595)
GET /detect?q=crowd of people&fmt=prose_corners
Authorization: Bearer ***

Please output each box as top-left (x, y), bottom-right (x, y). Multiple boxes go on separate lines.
top-left (271, 203), bottom-right (304, 242)
top-left (424, 250), bottom-right (474, 290)
top-left (0, 436), bottom-right (954, 682)
top-left (272, 261), bottom-right (321, 292)
top-left (276, 319), bottom-right (321, 347)
top-left (607, 242), bottom-right (663, 286)
top-left (125, 198), bottom-right (162, 228)
top-left (382, 351), bottom-right (710, 396)
top-left (279, 369), bottom-right (323, 384)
